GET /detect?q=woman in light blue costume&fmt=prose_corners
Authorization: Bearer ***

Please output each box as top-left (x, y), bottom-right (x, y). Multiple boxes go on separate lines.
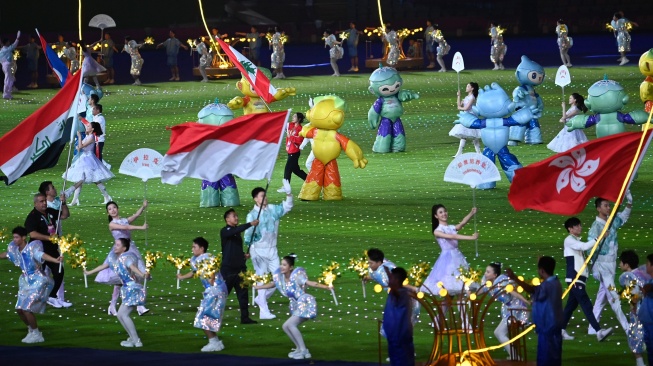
top-left (194, 38), bottom-right (210, 82)
top-left (177, 237), bottom-right (228, 352)
top-left (2, 226), bottom-right (61, 344)
top-left (323, 29), bottom-right (343, 76)
top-left (611, 12), bottom-right (638, 66)
top-left (618, 250), bottom-right (650, 366)
top-left (556, 20), bottom-right (573, 67)
top-left (384, 24), bottom-right (400, 67)
top-left (255, 254), bottom-right (332, 360)
top-left (434, 27), bottom-right (450, 72)
top-left (366, 248), bottom-right (420, 333)
top-left (489, 23), bottom-right (506, 70)
top-left (269, 27), bottom-right (286, 79)
top-left (86, 238), bottom-right (148, 348)
top-left (482, 262), bottom-right (530, 360)
top-left (123, 36), bottom-right (144, 85)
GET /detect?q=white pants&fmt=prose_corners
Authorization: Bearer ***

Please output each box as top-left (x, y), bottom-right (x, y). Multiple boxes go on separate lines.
top-left (592, 259), bottom-right (629, 332)
top-left (251, 245), bottom-right (279, 312)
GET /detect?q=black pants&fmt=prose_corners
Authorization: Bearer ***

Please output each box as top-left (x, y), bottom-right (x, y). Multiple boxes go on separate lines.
top-left (562, 282), bottom-right (600, 331)
top-left (284, 152), bottom-right (307, 182)
top-left (221, 269), bottom-right (250, 319)
top-left (43, 260), bottom-right (64, 298)
top-left (98, 141), bottom-right (104, 161)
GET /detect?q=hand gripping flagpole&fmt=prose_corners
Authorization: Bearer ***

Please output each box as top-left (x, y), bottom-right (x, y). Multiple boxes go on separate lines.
top-left (247, 110), bottom-right (292, 253)
top-left (562, 110), bottom-right (653, 299)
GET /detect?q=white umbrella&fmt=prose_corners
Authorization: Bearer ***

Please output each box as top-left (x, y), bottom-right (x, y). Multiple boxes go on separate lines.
top-left (451, 52), bottom-right (465, 92)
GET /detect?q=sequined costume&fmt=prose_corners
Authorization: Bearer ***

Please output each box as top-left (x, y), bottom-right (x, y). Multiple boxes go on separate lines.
top-left (556, 24), bottom-right (572, 52)
top-left (0, 36), bottom-right (19, 99)
top-left (619, 267), bottom-right (651, 354)
top-left (191, 253), bottom-right (228, 332)
top-left (196, 41), bottom-right (210, 68)
top-left (124, 40), bottom-right (144, 76)
top-left (384, 30), bottom-right (400, 66)
top-left (489, 274), bottom-right (529, 323)
top-left (489, 27), bottom-right (507, 68)
top-left (270, 32), bottom-right (285, 69)
top-left (421, 225), bottom-right (469, 294)
top-left (6, 240), bottom-right (54, 314)
top-left (273, 267), bottom-right (317, 319)
top-left (115, 252), bottom-right (146, 306)
top-left (64, 47), bottom-right (79, 73)
top-left (325, 34), bottom-right (343, 60)
top-left (613, 18), bottom-right (632, 53)
top-left (95, 218), bottom-right (146, 284)
top-left (435, 30), bottom-right (450, 57)
top-left (62, 134), bottom-right (114, 183)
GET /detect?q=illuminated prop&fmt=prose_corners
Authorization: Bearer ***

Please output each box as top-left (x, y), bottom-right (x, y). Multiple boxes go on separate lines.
top-left (68, 246), bottom-right (90, 287)
top-left (347, 252), bottom-right (369, 298)
top-left (50, 234), bottom-right (83, 272)
top-left (143, 251), bottom-right (163, 289)
top-left (318, 261), bottom-right (340, 305)
top-left (167, 254), bottom-right (190, 289)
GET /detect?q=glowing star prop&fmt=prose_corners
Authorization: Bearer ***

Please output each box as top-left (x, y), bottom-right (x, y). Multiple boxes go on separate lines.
top-left (620, 280), bottom-right (639, 304)
top-left (143, 251), bottom-right (163, 289)
top-left (456, 265), bottom-right (481, 291)
top-left (407, 262), bottom-right (431, 287)
top-left (239, 269), bottom-right (272, 304)
top-left (0, 227), bottom-right (8, 242)
top-left (489, 25), bottom-right (505, 37)
top-left (339, 32), bottom-right (348, 41)
top-left (194, 254), bottom-right (222, 281)
top-left (167, 254), bottom-right (190, 289)
top-left (144, 37), bottom-right (155, 45)
top-left (347, 252), bottom-right (369, 298)
top-left (318, 261), bottom-right (340, 306)
top-left (51, 234), bottom-right (83, 273)
top-left (68, 247), bottom-right (90, 287)
top-left (13, 50), bottom-right (20, 61)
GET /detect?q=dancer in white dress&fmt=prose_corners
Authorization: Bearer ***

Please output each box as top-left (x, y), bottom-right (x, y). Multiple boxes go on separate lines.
top-left (450, 82), bottom-right (481, 157)
top-left (62, 122), bottom-right (113, 205)
top-left (421, 204), bottom-right (478, 294)
top-left (546, 93), bottom-right (588, 153)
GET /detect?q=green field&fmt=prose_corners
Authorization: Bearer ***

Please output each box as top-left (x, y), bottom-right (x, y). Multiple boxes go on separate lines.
top-left (0, 66), bottom-right (650, 365)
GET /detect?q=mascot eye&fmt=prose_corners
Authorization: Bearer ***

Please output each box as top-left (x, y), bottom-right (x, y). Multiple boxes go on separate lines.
top-left (381, 87), bottom-right (390, 92)
top-left (529, 72), bottom-right (539, 81)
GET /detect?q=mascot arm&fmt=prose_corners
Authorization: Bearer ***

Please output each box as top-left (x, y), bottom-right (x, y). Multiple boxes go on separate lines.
top-left (397, 90), bottom-right (420, 102)
top-left (300, 126), bottom-right (317, 138)
top-left (510, 107), bottom-right (535, 125)
top-left (566, 114), bottom-right (595, 131)
top-left (336, 133), bottom-right (368, 169)
top-left (273, 87), bottom-right (297, 101)
top-left (455, 112), bottom-right (484, 128)
top-left (620, 110), bottom-right (649, 124)
top-left (368, 104), bottom-right (382, 129)
top-left (227, 96), bottom-right (245, 110)
top-left (512, 87), bottom-right (526, 102)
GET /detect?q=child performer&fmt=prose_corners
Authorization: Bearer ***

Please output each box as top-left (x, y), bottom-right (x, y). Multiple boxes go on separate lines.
top-left (2, 226), bottom-right (61, 344)
top-left (507, 257), bottom-right (563, 366)
top-left (560, 217), bottom-right (613, 341)
top-left (383, 266), bottom-right (415, 366)
top-left (254, 254), bottom-right (332, 360)
top-left (450, 82), bottom-right (481, 157)
top-left (481, 262), bottom-right (530, 360)
top-left (99, 200), bottom-right (149, 316)
top-left (422, 204), bottom-right (478, 295)
top-left (277, 112), bottom-right (307, 192)
top-left (618, 250), bottom-right (651, 366)
top-left (85, 238), bottom-right (148, 347)
top-left (177, 237), bottom-right (228, 352)
top-left (547, 93), bottom-right (588, 153)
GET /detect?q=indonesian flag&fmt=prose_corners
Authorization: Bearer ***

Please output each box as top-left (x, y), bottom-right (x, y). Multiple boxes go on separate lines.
top-left (508, 130), bottom-right (652, 215)
top-left (36, 29), bottom-right (73, 87)
top-left (161, 110), bottom-right (290, 184)
top-left (215, 38), bottom-right (278, 104)
top-left (0, 70), bottom-right (84, 185)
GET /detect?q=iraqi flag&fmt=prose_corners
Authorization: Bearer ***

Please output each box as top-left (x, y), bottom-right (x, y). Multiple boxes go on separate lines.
top-left (508, 129), bottom-right (652, 215)
top-left (161, 110), bottom-right (290, 184)
top-left (36, 29), bottom-right (72, 87)
top-left (0, 69), bottom-right (84, 185)
top-left (215, 37), bottom-right (278, 104)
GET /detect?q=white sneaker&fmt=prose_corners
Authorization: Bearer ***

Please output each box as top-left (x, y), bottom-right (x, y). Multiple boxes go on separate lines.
top-left (291, 348), bottom-right (311, 359)
top-left (102, 195), bottom-right (113, 204)
top-left (597, 327), bottom-right (613, 341)
top-left (288, 348), bottom-right (300, 358)
top-left (201, 339), bottom-right (225, 352)
top-left (120, 337), bottom-right (143, 347)
top-left (276, 187), bottom-right (285, 193)
top-left (259, 310), bottom-right (276, 320)
top-left (561, 329), bottom-right (574, 340)
top-left (499, 64), bottom-right (505, 70)
top-left (25, 331), bottom-right (44, 344)
top-left (58, 298), bottom-right (72, 308)
top-left (137, 306), bottom-right (150, 316)
top-left (492, 65), bottom-right (499, 70)
top-left (47, 297), bottom-right (62, 308)
top-left (588, 327), bottom-right (597, 335)
top-left (22, 330), bottom-right (34, 343)
top-left (619, 57), bottom-right (630, 66)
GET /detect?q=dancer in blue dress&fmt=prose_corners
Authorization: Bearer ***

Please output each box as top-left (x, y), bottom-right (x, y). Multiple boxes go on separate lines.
top-left (85, 238), bottom-right (148, 347)
top-left (254, 254), bottom-right (333, 360)
top-left (177, 237), bottom-right (228, 352)
top-left (2, 226), bottom-right (61, 344)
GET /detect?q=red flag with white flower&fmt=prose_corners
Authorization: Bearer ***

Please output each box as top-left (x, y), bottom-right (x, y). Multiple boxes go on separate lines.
top-left (508, 130), bottom-right (652, 215)
top-left (215, 38), bottom-right (277, 104)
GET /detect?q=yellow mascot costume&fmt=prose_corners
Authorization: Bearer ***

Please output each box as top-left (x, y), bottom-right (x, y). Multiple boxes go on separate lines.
top-left (227, 68), bottom-right (295, 115)
top-left (299, 95), bottom-right (368, 201)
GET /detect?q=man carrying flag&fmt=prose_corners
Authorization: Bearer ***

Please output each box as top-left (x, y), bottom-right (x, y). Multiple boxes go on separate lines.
top-left (36, 29), bottom-right (72, 87)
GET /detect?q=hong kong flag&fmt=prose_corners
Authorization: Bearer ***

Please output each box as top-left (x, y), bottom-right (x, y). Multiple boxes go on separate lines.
top-left (508, 129), bottom-right (652, 215)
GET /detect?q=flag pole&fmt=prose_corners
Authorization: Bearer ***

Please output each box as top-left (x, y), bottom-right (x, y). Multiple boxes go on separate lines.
top-left (144, 179), bottom-right (148, 246)
top-left (247, 110), bottom-right (292, 252)
top-left (472, 187), bottom-right (478, 257)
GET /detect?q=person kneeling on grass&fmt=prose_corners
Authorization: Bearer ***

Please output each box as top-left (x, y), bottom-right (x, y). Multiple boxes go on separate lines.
top-left (1, 226), bottom-right (62, 344)
top-left (85, 238), bottom-right (148, 347)
top-left (177, 237), bottom-right (228, 352)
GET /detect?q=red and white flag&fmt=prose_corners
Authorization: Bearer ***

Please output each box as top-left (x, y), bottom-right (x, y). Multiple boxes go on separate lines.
top-left (161, 111), bottom-right (290, 185)
top-left (508, 130), bottom-right (652, 215)
top-left (215, 38), bottom-right (278, 104)
top-left (0, 70), bottom-right (84, 185)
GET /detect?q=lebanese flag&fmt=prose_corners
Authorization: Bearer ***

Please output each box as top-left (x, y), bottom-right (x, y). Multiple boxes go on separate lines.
top-left (161, 110), bottom-right (290, 184)
top-left (508, 129), bottom-right (652, 215)
top-left (215, 38), bottom-right (278, 104)
top-left (36, 29), bottom-right (72, 87)
top-left (0, 70), bottom-right (84, 185)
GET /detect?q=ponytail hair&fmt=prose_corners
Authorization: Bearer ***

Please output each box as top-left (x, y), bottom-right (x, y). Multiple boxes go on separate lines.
top-left (431, 204), bottom-right (446, 233)
top-left (469, 82), bottom-right (479, 99)
top-left (489, 262), bottom-right (501, 275)
top-left (283, 253), bottom-right (297, 267)
top-left (572, 93), bottom-right (588, 113)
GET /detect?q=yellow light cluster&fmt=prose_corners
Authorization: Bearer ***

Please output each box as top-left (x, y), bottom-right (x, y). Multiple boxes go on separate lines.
top-left (68, 247), bottom-right (88, 269)
top-left (407, 261), bottom-right (431, 287)
top-left (347, 252), bottom-right (369, 280)
top-left (144, 251), bottom-right (163, 273)
top-left (193, 253), bottom-right (222, 280)
top-left (50, 234), bottom-right (83, 257)
top-left (166, 254), bottom-right (190, 270)
top-left (318, 261), bottom-right (340, 287)
top-left (456, 265), bottom-right (481, 288)
top-left (144, 37), bottom-right (155, 45)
